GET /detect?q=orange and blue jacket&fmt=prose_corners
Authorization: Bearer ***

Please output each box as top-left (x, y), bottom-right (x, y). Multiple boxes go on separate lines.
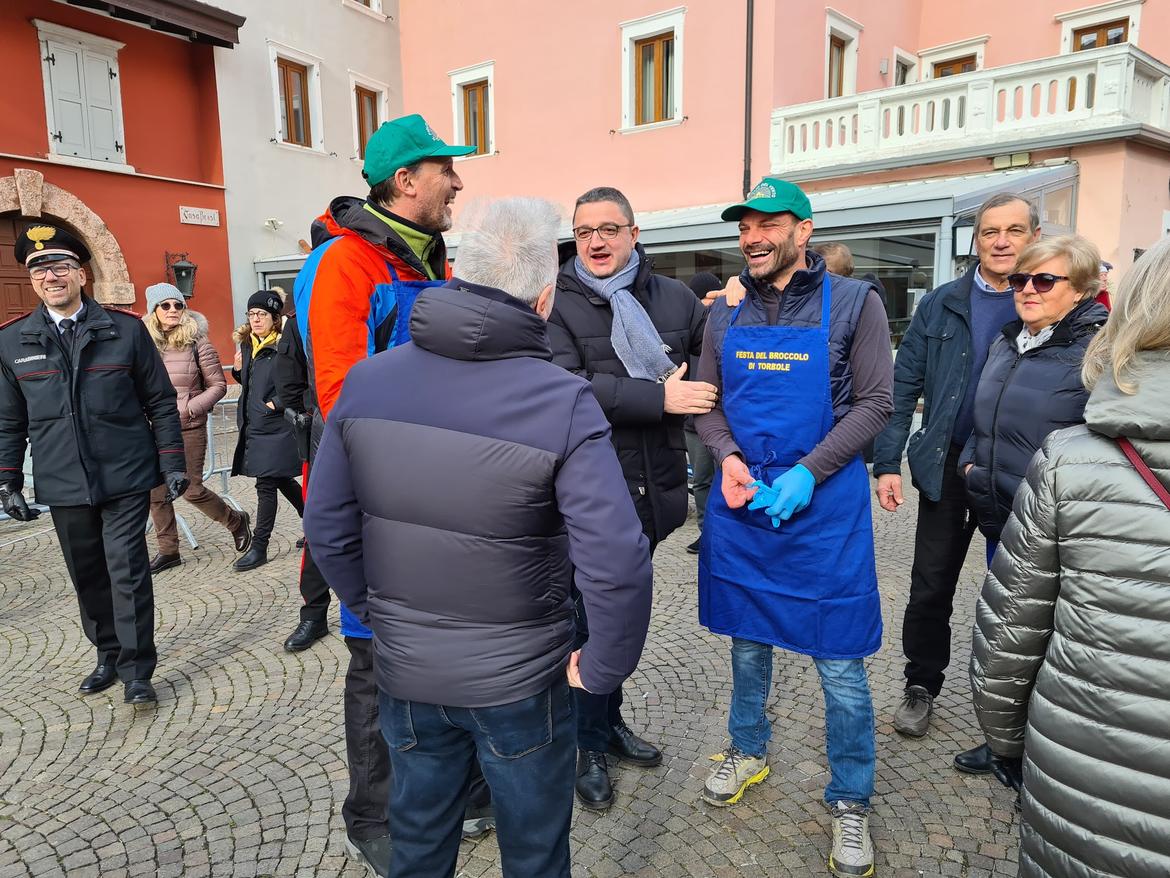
top-left (292, 195), bottom-right (451, 421)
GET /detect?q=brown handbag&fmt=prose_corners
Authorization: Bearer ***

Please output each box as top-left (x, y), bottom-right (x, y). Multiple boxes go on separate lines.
top-left (1116, 437), bottom-right (1170, 511)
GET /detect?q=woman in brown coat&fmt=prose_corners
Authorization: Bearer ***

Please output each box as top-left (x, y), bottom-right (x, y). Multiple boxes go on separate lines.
top-left (143, 283), bottom-right (252, 571)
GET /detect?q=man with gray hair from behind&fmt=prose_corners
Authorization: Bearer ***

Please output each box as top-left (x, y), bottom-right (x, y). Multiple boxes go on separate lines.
top-left (305, 196), bottom-right (654, 878)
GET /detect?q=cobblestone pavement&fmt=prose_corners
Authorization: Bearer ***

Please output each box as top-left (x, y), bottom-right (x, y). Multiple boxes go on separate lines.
top-left (0, 468), bottom-right (1020, 877)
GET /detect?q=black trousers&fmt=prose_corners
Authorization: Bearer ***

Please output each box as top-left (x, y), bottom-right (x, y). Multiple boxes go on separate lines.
top-left (902, 443), bottom-right (978, 696)
top-left (343, 637), bottom-right (491, 841)
top-left (574, 536), bottom-right (658, 752)
top-left (50, 491), bottom-right (156, 681)
top-left (252, 475), bottom-right (303, 547)
top-left (298, 542), bottom-right (331, 624)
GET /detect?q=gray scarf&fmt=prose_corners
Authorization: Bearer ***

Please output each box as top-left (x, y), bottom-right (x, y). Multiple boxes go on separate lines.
top-left (573, 250), bottom-right (676, 382)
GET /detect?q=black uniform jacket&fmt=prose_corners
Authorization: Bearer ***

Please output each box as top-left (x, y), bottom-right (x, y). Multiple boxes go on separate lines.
top-left (0, 297), bottom-right (185, 506)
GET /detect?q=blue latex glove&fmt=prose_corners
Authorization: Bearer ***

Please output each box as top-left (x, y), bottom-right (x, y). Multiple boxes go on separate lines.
top-left (749, 465), bottom-right (815, 527)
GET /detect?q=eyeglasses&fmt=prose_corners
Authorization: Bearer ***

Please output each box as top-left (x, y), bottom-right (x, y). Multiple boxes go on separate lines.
top-left (572, 224), bottom-right (633, 242)
top-left (247, 310), bottom-right (272, 319)
top-left (29, 262), bottom-right (80, 279)
top-left (1007, 272), bottom-right (1070, 293)
top-left (158, 301), bottom-right (186, 311)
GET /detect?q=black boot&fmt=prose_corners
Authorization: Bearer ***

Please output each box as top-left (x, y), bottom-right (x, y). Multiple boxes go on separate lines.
top-left (575, 750), bottom-right (614, 811)
top-left (953, 742), bottom-right (994, 775)
top-left (609, 722), bottom-right (663, 767)
top-left (234, 542), bottom-right (268, 572)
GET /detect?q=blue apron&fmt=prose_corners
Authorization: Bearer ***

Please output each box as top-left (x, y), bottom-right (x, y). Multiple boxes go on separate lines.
top-left (698, 275), bottom-right (882, 659)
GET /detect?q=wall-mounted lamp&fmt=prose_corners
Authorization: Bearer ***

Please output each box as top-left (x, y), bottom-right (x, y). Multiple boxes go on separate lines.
top-left (165, 251), bottom-right (198, 298)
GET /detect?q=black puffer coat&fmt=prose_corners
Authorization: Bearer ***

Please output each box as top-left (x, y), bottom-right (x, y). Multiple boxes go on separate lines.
top-left (960, 298), bottom-right (1107, 540)
top-left (549, 245), bottom-right (707, 543)
top-left (231, 327), bottom-right (301, 479)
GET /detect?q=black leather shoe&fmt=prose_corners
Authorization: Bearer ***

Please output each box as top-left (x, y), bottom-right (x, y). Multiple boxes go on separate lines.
top-left (78, 663), bottom-right (117, 694)
top-left (232, 511), bottom-right (252, 553)
top-left (575, 750), bottom-right (614, 811)
top-left (685, 538), bottom-right (701, 555)
top-left (234, 544), bottom-right (268, 572)
top-left (124, 679), bottom-right (157, 705)
top-left (954, 742), bottom-right (994, 775)
top-left (284, 619), bottom-right (329, 652)
top-left (149, 553), bottom-right (181, 574)
top-left (609, 722), bottom-right (663, 767)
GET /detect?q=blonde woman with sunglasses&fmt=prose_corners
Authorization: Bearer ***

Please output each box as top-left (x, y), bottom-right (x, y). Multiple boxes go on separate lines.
top-left (143, 283), bottom-right (252, 572)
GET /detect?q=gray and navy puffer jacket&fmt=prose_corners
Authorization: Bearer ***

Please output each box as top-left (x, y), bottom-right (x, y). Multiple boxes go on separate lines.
top-left (304, 279), bottom-right (654, 707)
top-left (970, 350), bottom-right (1170, 878)
top-left (959, 298), bottom-right (1107, 541)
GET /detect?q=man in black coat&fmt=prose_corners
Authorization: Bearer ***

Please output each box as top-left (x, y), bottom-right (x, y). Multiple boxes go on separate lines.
top-left (0, 224), bottom-right (187, 705)
top-left (549, 186), bottom-right (713, 810)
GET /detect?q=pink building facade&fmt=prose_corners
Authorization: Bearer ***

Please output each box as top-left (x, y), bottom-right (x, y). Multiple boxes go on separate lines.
top-left (400, 0), bottom-right (1170, 340)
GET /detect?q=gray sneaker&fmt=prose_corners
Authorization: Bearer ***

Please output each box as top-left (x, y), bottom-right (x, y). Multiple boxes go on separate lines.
top-left (828, 800), bottom-right (874, 877)
top-left (702, 747), bottom-right (769, 806)
top-left (893, 685), bottom-right (933, 737)
top-left (344, 834), bottom-right (390, 877)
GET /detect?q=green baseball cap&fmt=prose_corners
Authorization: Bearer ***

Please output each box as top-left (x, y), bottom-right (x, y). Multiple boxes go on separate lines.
top-left (361, 113), bottom-right (476, 187)
top-left (721, 177), bottom-right (813, 222)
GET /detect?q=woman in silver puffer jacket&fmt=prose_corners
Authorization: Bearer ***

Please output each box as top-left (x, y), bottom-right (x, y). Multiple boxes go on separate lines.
top-left (970, 236), bottom-right (1170, 878)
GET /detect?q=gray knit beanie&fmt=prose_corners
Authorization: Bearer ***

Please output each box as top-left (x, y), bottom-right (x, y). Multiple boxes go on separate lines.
top-left (145, 282), bottom-right (185, 313)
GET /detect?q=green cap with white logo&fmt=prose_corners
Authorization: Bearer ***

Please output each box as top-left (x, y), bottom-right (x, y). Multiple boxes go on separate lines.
top-left (721, 177), bottom-right (813, 222)
top-left (361, 113), bottom-right (476, 187)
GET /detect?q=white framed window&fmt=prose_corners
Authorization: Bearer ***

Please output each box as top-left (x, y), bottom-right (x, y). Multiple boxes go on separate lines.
top-left (266, 41), bottom-right (325, 152)
top-left (825, 8), bottom-right (862, 98)
top-left (349, 70), bottom-right (390, 160)
top-left (34, 20), bottom-right (127, 165)
top-left (892, 46), bottom-right (918, 85)
top-left (919, 35), bottom-right (989, 80)
top-left (1056, 0), bottom-right (1142, 53)
top-left (340, 0), bottom-right (388, 22)
top-left (449, 61), bottom-right (495, 157)
top-left (619, 7), bottom-right (685, 131)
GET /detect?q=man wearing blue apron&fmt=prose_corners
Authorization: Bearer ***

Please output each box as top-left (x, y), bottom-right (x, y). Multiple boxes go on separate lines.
top-left (695, 179), bottom-right (893, 878)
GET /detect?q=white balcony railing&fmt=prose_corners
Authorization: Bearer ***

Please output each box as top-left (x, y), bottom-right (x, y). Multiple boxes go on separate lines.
top-left (770, 44), bottom-right (1170, 175)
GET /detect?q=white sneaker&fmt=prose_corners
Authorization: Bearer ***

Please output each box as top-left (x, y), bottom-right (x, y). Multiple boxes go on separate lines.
top-left (828, 800), bottom-right (874, 877)
top-left (701, 747), bottom-right (769, 806)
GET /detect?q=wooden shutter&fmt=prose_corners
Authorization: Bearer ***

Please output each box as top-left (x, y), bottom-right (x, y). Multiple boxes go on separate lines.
top-left (44, 40), bottom-right (90, 158)
top-left (82, 49), bottom-right (121, 162)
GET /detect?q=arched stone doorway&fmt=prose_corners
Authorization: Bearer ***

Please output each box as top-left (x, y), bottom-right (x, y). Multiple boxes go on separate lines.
top-left (0, 168), bottom-right (135, 306)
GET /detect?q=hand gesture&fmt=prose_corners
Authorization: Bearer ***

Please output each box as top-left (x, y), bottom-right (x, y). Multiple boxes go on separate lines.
top-left (566, 650), bottom-right (585, 689)
top-left (233, 348), bottom-right (243, 371)
top-left (875, 474), bottom-right (904, 512)
top-left (663, 363), bottom-right (718, 415)
top-left (702, 275), bottom-right (746, 308)
top-left (720, 455), bottom-right (756, 509)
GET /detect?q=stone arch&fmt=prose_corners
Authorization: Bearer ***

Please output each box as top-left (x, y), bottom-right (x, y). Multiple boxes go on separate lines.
top-left (0, 168), bottom-right (135, 304)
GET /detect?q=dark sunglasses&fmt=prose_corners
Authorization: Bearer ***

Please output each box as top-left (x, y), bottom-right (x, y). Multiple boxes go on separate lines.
top-left (158, 300), bottom-right (186, 311)
top-left (1007, 272), bottom-right (1069, 293)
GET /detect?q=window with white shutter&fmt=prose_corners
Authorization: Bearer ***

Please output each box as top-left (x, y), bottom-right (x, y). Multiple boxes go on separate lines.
top-left (35, 21), bottom-right (126, 165)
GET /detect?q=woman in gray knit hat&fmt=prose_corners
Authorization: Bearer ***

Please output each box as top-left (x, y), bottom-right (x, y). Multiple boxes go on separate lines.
top-left (143, 283), bottom-right (252, 572)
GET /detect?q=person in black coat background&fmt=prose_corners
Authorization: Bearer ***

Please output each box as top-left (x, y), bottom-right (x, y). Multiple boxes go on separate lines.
top-left (960, 235), bottom-right (1109, 545)
top-left (231, 290), bottom-right (303, 571)
top-left (683, 272), bottom-right (721, 554)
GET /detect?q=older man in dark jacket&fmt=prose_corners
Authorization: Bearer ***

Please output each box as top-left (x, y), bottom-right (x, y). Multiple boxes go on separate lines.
top-left (305, 197), bottom-right (652, 878)
top-left (872, 193), bottom-right (1040, 775)
top-left (549, 185), bottom-right (712, 809)
top-left (0, 224), bottom-right (187, 706)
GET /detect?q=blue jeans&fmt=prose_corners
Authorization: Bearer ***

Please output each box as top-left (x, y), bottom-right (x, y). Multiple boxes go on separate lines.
top-left (379, 679), bottom-right (576, 878)
top-left (728, 637), bottom-right (875, 807)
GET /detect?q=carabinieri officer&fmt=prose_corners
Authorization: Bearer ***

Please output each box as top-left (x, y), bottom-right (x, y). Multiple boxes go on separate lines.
top-left (693, 179), bottom-right (893, 878)
top-left (0, 224), bottom-right (188, 706)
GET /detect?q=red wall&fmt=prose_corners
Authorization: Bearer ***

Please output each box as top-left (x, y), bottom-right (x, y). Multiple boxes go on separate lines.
top-left (0, 2), bottom-right (235, 356)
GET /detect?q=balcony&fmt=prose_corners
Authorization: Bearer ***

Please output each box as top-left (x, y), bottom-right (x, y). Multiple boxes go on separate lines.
top-left (770, 44), bottom-right (1170, 178)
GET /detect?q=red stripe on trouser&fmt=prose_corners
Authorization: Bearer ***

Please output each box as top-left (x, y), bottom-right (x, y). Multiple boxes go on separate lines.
top-left (299, 461), bottom-right (309, 580)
